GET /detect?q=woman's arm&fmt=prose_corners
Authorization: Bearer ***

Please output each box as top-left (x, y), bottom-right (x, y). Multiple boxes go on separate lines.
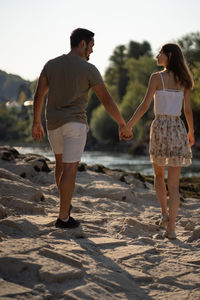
top-left (184, 89), bottom-right (195, 146)
top-left (121, 73), bottom-right (157, 136)
top-left (92, 82), bottom-right (132, 140)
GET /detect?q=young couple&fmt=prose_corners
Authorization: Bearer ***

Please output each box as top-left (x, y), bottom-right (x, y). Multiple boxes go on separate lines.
top-left (32, 28), bottom-right (194, 239)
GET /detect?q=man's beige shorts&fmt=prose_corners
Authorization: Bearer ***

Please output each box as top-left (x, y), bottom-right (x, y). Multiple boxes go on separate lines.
top-left (47, 122), bottom-right (87, 163)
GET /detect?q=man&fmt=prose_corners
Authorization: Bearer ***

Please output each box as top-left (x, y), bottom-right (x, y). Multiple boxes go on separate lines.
top-left (32, 28), bottom-right (131, 229)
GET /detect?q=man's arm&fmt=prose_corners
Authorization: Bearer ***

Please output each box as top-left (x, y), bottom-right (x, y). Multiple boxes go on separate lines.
top-left (32, 75), bottom-right (49, 141)
top-left (92, 82), bottom-right (132, 140)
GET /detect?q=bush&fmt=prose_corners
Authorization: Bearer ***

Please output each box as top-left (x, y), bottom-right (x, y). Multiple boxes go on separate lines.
top-left (90, 105), bottom-right (118, 144)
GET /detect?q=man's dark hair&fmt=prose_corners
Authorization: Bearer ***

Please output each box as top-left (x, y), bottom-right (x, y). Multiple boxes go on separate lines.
top-left (70, 28), bottom-right (94, 48)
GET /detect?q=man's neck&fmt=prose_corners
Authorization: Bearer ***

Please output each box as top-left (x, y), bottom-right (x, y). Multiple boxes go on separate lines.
top-left (69, 49), bottom-right (86, 60)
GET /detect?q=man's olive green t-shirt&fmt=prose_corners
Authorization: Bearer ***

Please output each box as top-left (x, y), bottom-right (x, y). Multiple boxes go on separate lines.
top-left (41, 53), bottom-right (103, 130)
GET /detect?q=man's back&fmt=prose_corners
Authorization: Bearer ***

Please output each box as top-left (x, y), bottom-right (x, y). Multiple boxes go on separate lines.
top-left (41, 53), bottom-right (102, 130)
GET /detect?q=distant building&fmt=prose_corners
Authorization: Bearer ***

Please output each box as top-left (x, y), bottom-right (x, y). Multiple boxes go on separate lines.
top-left (6, 100), bottom-right (22, 111)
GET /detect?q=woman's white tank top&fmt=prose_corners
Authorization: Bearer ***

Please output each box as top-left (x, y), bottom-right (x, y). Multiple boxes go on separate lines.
top-left (154, 73), bottom-right (184, 116)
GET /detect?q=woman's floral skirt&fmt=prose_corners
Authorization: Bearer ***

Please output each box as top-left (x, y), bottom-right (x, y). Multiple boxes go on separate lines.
top-left (149, 115), bottom-right (192, 167)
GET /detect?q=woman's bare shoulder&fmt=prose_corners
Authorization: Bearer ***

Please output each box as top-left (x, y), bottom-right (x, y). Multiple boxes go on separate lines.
top-left (150, 72), bottom-right (161, 84)
top-left (151, 72), bottom-right (161, 79)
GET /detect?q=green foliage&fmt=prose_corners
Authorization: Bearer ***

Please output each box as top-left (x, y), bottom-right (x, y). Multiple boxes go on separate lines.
top-left (90, 105), bottom-right (118, 144)
top-left (177, 32), bottom-right (200, 67)
top-left (127, 41), bottom-right (152, 59)
top-left (120, 81), bottom-right (148, 140)
top-left (87, 90), bottom-right (101, 123)
top-left (105, 45), bottom-right (128, 101)
top-left (104, 41), bottom-right (153, 102)
top-left (191, 62), bottom-right (200, 111)
top-left (126, 55), bottom-right (158, 86)
top-left (120, 81), bottom-right (146, 119)
top-left (190, 63), bottom-right (200, 137)
top-left (0, 104), bottom-right (32, 142)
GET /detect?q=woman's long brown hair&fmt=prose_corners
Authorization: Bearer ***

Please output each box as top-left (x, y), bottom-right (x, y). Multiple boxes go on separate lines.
top-left (162, 43), bottom-right (194, 90)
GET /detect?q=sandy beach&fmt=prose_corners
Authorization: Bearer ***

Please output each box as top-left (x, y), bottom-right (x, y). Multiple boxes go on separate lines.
top-left (0, 145), bottom-right (200, 299)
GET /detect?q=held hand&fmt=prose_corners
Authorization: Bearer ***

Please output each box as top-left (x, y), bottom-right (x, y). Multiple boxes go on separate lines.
top-left (32, 122), bottom-right (45, 142)
top-left (188, 131), bottom-right (195, 147)
top-left (119, 125), bottom-right (133, 141)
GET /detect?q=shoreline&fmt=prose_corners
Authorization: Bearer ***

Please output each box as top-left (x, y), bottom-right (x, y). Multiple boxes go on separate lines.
top-left (2, 143), bottom-right (200, 178)
top-left (2, 139), bottom-right (200, 158)
top-left (0, 145), bottom-right (200, 199)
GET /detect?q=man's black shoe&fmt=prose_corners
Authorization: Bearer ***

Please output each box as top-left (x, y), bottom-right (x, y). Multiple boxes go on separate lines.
top-left (55, 216), bottom-right (80, 229)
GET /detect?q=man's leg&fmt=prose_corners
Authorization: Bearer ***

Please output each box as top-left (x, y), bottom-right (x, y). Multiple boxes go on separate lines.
top-left (55, 154), bottom-right (63, 189)
top-left (53, 122), bottom-right (87, 228)
top-left (58, 161), bottom-right (79, 220)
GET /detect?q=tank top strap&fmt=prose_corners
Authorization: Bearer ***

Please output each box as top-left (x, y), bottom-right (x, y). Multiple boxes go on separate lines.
top-left (159, 73), bottom-right (165, 90)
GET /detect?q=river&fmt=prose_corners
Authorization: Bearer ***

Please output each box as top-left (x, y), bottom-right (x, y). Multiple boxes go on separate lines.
top-left (15, 145), bottom-right (200, 178)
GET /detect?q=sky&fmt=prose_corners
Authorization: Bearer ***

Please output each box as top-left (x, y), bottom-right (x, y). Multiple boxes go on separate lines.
top-left (0, 0), bottom-right (200, 81)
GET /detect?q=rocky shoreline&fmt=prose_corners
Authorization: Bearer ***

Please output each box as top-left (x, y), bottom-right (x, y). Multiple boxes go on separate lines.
top-left (0, 146), bottom-right (200, 299)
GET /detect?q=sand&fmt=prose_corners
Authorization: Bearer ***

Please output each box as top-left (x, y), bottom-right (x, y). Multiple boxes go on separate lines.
top-left (0, 146), bottom-right (200, 299)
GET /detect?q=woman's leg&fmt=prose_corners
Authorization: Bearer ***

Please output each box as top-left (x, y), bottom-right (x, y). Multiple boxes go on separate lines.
top-left (153, 163), bottom-right (168, 216)
top-left (167, 166), bottom-right (181, 232)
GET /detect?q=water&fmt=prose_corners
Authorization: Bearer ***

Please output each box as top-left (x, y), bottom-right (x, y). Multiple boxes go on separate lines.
top-left (15, 146), bottom-right (200, 178)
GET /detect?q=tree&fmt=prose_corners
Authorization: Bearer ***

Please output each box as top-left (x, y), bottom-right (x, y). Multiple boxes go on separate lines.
top-left (177, 32), bottom-right (200, 67)
top-left (90, 105), bottom-right (118, 144)
top-left (190, 63), bottom-right (200, 138)
top-left (104, 41), bottom-right (153, 102)
top-left (87, 90), bottom-right (101, 123)
top-left (127, 41), bottom-right (152, 59)
top-left (120, 81), bottom-right (148, 139)
top-left (0, 104), bottom-right (31, 142)
top-left (125, 55), bottom-right (157, 86)
top-left (105, 45), bottom-right (128, 101)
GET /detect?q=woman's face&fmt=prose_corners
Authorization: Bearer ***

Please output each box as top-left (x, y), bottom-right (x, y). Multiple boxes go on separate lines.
top-left (156, 49), bottom-right (168, 67)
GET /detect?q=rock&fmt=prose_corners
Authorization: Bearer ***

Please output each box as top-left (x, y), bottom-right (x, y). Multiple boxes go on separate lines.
top-left (0, 204), bottom-right (9, 219)
top-left (38, 263), bottom-right (84, 282)
top-left (123, 175), bottom-right (146, 189)
top-left (104, 245), bottom-right (155, 261)
top-left (0, 145), bottom-right (19, 160)
top-left (1, 150), bottom-right (16, 161)
top-left (87, 164), bottom-right (106, 173)
top-left (0, 218), bottom-right (40, 236)
top-left (0, 278), bottom-right (32, 297)
top-left (0, 167), bottom-right (27, 182)
top-left (188, 226), bottom-right (200, 242)
top-left (75, 171), bottom-right (135, 203)
top-left (64, 282), bottom-right (113, 300)
top-left (184, 221), bottom-right (195, 231)
top-left (0, 196), bottom-right (46, 215)
top-left (24, 157), bottom-right (51, 172)
top-left (31, 172), bottom-right (55, 185)
top-left (88, 237), bottom-right (126, 248)
top-left (0, 171), bottom-right (45, 214)
top-left (39, 248), bottom-right (83, 267)
top-left (78, 162), bottom-right (87, 171)
top-left (0, 256), bottom-right (40, 282)
top-left (31, 190), bottom-right (45, 202)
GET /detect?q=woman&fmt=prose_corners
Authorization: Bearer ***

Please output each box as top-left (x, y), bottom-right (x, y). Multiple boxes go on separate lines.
top-left (121, 43), bottom-right (195, 239)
